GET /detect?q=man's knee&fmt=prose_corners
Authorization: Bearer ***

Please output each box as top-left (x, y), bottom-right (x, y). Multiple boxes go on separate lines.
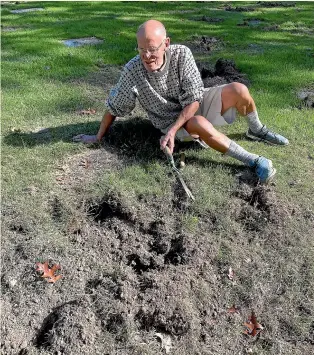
top-left (226, 82), bottom-right (249, 98)
top-left (186, 115), bottom-right (214, 132)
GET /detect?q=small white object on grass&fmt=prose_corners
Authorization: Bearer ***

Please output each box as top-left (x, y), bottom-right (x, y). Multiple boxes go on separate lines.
top-left (155, 333), bottom-right (172, 354)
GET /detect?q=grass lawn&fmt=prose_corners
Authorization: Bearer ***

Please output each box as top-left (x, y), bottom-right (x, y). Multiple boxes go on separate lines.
top-left (1, 1), bottom-right (314, 354)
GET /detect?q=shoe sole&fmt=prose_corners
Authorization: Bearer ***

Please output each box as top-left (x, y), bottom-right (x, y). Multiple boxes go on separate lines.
top-left (246, 131), bottom-right (289, 146)
top-left (261, 167), bottom-right (276, 184)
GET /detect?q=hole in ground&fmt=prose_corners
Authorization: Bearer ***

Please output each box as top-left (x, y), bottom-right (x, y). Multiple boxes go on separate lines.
top-left (164, 235), bottom-right (188, 265)
top-left (126, 254), bottom-right (157, 274)
top-left (87, 197), bottom-right (130, 222)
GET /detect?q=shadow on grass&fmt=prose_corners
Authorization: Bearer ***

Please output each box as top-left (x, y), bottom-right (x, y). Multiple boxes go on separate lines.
top-left (4, 116), bottom-right (244, 172)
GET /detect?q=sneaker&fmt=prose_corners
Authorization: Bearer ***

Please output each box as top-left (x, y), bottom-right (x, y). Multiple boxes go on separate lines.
top-left (249, 156), bottom-right (276, 184)
top-left (246, 125), bottom-right (289, 145)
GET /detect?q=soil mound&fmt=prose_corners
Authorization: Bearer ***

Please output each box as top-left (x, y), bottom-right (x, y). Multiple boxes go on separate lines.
top-left (198, 58), bottom-right (250, 88)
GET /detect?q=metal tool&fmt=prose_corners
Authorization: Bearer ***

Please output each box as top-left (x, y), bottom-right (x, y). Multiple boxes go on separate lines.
top-left (163, 146), bottom-right (195, 201)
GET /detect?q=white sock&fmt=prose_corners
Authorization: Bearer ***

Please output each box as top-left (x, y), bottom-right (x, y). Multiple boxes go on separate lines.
top-left (226, 141), bottom-right (259, 166)
top-left (246, 111), bottom-right (264, 133)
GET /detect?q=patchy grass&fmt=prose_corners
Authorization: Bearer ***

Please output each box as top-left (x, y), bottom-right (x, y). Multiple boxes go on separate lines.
top-left (1, 1), bottom-right (314, 354)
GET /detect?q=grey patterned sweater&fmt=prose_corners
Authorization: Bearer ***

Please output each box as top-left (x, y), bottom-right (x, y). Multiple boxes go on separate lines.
top-left (105, 44), bottom-right (204, 130)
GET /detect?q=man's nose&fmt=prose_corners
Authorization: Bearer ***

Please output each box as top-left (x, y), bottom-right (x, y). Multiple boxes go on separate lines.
top-left (143, 51), bottom-right (152, 59)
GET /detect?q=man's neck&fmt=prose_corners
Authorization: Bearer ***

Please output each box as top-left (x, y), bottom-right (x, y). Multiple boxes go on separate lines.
top-left (153, 53), bottom-right (167, 72)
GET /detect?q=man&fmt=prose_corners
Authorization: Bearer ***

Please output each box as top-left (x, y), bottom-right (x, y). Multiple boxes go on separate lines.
top-left (73, 20), bottom-right (289, 183)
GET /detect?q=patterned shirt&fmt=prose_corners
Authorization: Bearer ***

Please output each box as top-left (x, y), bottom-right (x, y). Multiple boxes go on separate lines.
top-left (105, 44), bottom-right (204, 130)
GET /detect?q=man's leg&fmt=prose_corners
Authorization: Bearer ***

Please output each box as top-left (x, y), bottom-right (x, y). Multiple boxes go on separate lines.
top-left (184, 115), bottom-right (276, 183)
top-left (221, 82), bottom-right (289, 145)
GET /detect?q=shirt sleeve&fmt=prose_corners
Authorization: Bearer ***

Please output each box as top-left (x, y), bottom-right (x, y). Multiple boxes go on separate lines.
top-left (105, 65), bottom-right (137, 117)
top-left (178, 47), bottom-right (204, 108)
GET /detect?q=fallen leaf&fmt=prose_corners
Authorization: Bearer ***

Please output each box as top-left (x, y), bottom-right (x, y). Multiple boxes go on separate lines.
top-left (79, 159), bottom-right (90, 168)
top-left (244, 311), bottom-right (263, 336)
top-left (228, 267), bottom-right (235, 280)
top-left (36, 261), bottom-right (62, 283)
top-left (56, 176), bottom-right (65, 184)
top-left (56, 165), bottom-right (67, 171)
top-left (228, 305), bottom-right (240, 314)
top-left (77, 108), bottom-right (96, 115)
top-left (155, 332), bottom-right (172, 354)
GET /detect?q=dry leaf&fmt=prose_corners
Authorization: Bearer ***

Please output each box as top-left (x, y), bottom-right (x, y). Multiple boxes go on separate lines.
top-left (79, 159), bottom-right (90, 168)
top-left (244, 311), bottom-right (263, 336)
top-left (36, 261), bottom-right (62, 283)
top-left (77, 108), bottom-right (96, 115)
top-left (228, 305), bottom-right (240, 314)
top-left (228, 267), bottom-right (235, 280)
top-left (56, 164), bottom-right (67, 171)
top-left (56, 176), bottom-right (65, 184)
top-left (155, 332), bottom-right (172, 354)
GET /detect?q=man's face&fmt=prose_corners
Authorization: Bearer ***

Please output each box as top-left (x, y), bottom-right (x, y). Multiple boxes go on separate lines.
top-left (137, 36), bottom-right (170, 72)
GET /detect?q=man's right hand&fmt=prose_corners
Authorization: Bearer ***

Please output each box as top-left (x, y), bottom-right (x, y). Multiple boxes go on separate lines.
top-left (72, 134), bottom-right (99, 144)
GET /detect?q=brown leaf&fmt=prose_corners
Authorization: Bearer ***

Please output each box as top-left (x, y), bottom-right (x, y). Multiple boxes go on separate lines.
top-left (228, 305), bottom-right (240, 314)
top-left (36, 261), bottom-right (62, 283)
top-left (77, 108), bottom-right (96, 115)
top-left (243, 311), bottom-right (263, 336)
top-left (228, 267), bottom-right (235, 280)
top-left (56, 176), bottom-right (65, 184)
top-left (79, 159), bottom-right (90, 168)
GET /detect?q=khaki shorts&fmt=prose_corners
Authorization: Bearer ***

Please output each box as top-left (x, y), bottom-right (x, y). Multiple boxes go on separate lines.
top-left (161, 84), bottom-right (237, 142)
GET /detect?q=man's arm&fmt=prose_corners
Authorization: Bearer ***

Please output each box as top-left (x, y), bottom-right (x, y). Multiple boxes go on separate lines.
top-left (73, 111), bottom-right (116, 144)
top-left (160, 101), bottom-right (199, 153)
top-left (96, 112), bottom-right (116, 141)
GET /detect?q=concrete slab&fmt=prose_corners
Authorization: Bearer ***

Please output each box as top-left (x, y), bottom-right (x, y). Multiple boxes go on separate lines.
top-left (10, 8), bottom-right (44, 14)
top-left (62, 37), bottom-right (104, 47)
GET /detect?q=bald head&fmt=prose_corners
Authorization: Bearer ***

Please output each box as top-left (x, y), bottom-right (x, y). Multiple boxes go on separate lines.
top-left (136, 20), bottom-right (170, 72)
top-left (137, 20), bottom-right (166, 41)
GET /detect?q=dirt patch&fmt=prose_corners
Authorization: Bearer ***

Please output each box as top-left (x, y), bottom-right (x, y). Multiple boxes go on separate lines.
top-left (2, 140), bottom-right (313, 354)
top-left (187, 35), bottom-right (224, 54)
top-left (263, 24), bottom-right (280, 32)
top-left (233, 185), bottom-right (283, 232)
top-left (1, 26), bottom-right (23, 32)
top-left (225, 5), bottom-right (255, 12)
top-left (197, 16), bottom-right (224, 23)
top-left (198, 58), bottom-right (250, 88)
top-left (258, 1), bottom-right (296, 8)
top-left (237, 18), bottom-right (265, 27)
top-left (297, 89), bottom-right (314, 108)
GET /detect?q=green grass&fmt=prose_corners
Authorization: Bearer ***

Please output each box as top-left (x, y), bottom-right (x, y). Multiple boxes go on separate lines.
top-left (1, 2), bottom-right (314, 354)
top-left (2, 1), bottom-right (313, 205)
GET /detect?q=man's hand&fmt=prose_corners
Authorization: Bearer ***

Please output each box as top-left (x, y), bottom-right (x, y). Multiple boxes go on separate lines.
top-left (73, 134), bottom-right (99, 144)
top-left (160, 130), bottom-right (176, 154)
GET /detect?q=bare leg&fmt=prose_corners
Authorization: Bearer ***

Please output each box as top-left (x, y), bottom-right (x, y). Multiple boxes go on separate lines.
top-left (184, 115), bottom-right (231, 153)
top-left (221, 82), bottom-right (256, 116)
top-left (220, 82), bottom-right (289, 145)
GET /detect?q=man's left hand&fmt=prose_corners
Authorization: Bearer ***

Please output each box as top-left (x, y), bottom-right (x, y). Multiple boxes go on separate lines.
top-left (160, 130), bottom-right (176, 154)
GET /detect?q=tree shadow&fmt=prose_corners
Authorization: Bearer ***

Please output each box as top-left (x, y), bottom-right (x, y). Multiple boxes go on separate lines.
top-left (4, 116), bottom-right (250, 173)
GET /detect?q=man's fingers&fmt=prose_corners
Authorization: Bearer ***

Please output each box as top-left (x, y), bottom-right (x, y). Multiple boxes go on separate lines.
top-left (160, 135), bottom-right (168, 149)
top-left (73, 134), bottom-right (98, 144)
top-left (73, 134), bottom-right (84, 142)
top-left (169, 138), bottom-right (175, 154)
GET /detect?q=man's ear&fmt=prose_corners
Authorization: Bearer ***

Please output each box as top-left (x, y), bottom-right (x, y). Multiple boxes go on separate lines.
top-left (164, 37), bottom-right (170, 49)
